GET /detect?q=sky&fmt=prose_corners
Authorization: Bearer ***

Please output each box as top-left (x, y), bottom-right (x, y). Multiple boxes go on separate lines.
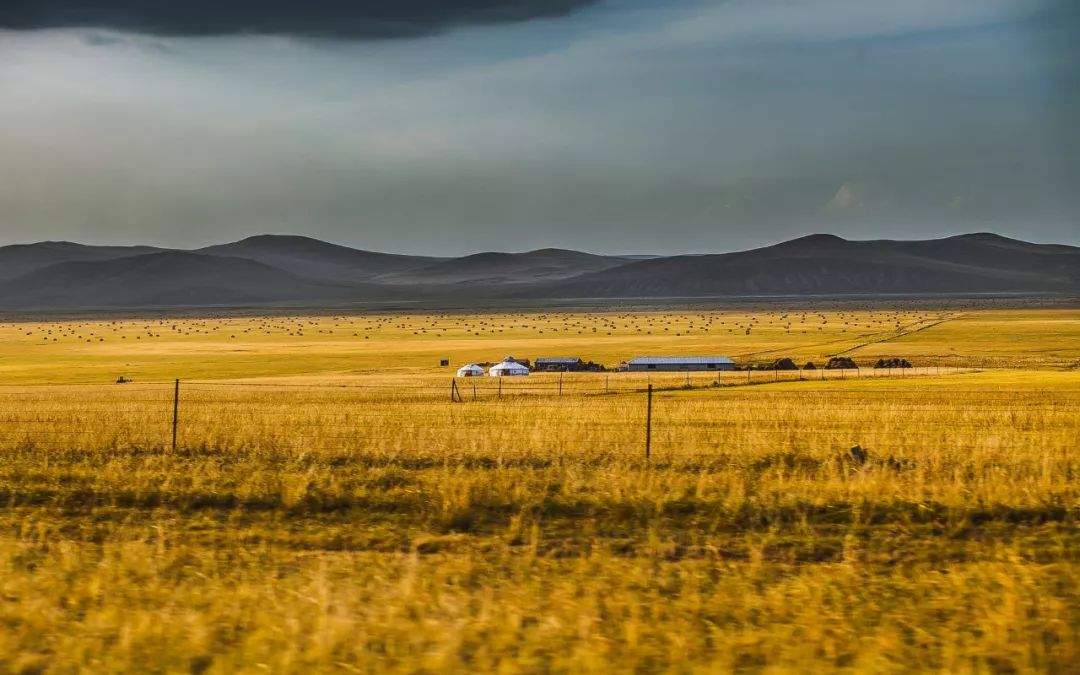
top-left (1, 0), bottom-right (1077, 255)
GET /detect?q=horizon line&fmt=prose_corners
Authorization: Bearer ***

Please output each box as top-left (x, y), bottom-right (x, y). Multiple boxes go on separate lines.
top-left (2, 230), bottom-right (1076, 259)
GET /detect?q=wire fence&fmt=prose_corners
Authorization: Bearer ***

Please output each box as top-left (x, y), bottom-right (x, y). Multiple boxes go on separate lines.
top-left (1, 367), bottom-right (1077, 461)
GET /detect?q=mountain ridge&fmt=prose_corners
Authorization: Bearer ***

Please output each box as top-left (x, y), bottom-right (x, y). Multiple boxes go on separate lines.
top-left (375, 248), bottom-right (632, 285)
top-left (194, 234), bottom-right (445, 283)
top-left (0, 233), bottom-right (1075, 309)
top-left (0, 251), bottom-right (390, 310)
top-left (530, 233), bottom-right (1079, 298)
top-left (0, 241), bottom-right (166, 281)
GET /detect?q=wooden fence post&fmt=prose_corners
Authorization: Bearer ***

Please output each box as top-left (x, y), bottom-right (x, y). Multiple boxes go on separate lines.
top-left (645, 384), bottom-right (653, 462)
top-left (171, 378), bottom-right (179, 451)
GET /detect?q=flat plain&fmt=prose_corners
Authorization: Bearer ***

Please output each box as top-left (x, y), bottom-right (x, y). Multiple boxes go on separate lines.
top-left (0, 306), bottom-right (1077, 672)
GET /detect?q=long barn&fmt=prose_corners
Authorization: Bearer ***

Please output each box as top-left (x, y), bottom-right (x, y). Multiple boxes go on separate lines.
top-left (535, 357), bottom-right (584, 372)
top-left (625, 356), bottom-right (736, 372)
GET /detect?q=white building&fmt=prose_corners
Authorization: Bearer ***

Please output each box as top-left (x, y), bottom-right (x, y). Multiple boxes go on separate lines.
top-left (456, 363), bottom-right (485, 377)
top-left (489, 357), bottom-right (529, 377)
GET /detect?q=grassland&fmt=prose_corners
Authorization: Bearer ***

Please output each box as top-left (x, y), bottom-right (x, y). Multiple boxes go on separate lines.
top-left (2, 306), bottom-right (1077, 383)
top-left (0, 308), bottom-right (1077, 672)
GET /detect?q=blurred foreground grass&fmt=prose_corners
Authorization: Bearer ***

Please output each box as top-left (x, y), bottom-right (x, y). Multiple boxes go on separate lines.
top-left (0, 309), bottom-right (1076, 671)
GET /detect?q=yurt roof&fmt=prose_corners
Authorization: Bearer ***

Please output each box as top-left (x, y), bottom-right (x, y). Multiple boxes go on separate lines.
top-left (490, 361), bottom-right (528, 371)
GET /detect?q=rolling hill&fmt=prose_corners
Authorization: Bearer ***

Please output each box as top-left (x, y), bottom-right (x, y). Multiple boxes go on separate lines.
top-left (376, 248), bottom-right (631, 285)
top-left (196, 234), bottom-right (443, 283)
top-left (0, 251), bottom-right (372, 309)
top-left (0, 232), bottom-right (1074, 309)
top-left (0, 241), bottom-right (165, 281)
top-left (531, 233), bottom-right (1080, 298)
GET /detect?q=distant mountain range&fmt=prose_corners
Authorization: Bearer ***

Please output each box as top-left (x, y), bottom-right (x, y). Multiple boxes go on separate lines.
top-left (0, 233), bottom-right (1076, 309)
top-left (533, 233), bottom-right (1080, 298)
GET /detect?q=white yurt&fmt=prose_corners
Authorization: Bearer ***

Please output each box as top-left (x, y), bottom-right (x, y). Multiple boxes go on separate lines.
top-left (456, 363), bottom-right (485, 377)
top-left (489, 357), bottom-right (529, 377)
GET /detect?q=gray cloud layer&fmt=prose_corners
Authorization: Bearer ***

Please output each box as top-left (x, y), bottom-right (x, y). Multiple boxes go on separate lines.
top-left (0, 0), bottom-right (1077, 254)
top-left (1, 0), bottom-right (601, 38)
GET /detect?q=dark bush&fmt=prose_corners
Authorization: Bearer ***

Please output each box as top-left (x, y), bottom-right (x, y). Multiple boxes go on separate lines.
top-left (875, 358), bottom-right (912, 369)
top-left (825, 356), bottom-right (858, 369)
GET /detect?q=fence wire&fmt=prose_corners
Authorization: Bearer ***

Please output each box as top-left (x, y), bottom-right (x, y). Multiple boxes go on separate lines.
top-left (0, 369), bottom-right (1076, 460)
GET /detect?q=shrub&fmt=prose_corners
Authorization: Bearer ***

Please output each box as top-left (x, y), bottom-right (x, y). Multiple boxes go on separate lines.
top-left (875, 358), bottom-right (912, 368)
top-left (825, 356), bottom-right (858, 369)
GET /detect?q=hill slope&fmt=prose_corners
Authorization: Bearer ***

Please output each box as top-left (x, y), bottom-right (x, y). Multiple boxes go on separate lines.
top-left (196, 235), bottom-right (442, 283)
top-left (0, 233), bottom-right (1074, 309)
top-left (0, 241), bottom-right (165, 281)
top-left (378, 248), bottom-right (632, 285)
top-left (0, 252), bottom-right (375, 309)
top-left (529, 233), bottom-right (1080, 298)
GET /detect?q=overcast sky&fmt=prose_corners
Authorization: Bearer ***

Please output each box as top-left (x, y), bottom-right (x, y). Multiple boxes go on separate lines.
top-left (1, 0), bottom-right (1077, 254)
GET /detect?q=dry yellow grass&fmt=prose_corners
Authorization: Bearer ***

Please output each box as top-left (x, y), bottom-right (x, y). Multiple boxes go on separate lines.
top-left (3, 307), bottom-right (1076, 383)
top-left (0, 307), bottom-right (1076, 672)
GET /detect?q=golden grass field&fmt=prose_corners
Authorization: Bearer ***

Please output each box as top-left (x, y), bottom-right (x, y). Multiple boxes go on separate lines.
top-left (0, 307), bottom-right (1077, 672)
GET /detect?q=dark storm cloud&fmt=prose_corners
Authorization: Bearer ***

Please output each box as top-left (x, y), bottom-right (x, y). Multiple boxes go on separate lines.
top-left (1, 0), bottom-right (1077, 253)
top-left (0, 0), bottom-right (602, 38)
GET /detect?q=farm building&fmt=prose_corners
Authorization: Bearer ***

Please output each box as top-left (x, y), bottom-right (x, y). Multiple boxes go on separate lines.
top-left (489, 357), bottom-right (530, 377)
top-left (625, 356), bottom-right (736, 372)
top-left (456, 364), bottom-right (485, 377)
top-left (534, 357), bottom-right (584, 372)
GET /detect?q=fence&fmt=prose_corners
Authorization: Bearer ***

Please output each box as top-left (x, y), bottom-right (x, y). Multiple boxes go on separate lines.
top-left (1, 367), bottom-right (1076, 463)
top-left (451, 365), bottom-right (960, 400)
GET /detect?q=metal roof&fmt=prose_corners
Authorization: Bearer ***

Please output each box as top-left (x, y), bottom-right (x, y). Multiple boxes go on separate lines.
top-left (627, 356), bottom-right (734, 365)
top-left (536, 357), bottom-right (582, 363)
